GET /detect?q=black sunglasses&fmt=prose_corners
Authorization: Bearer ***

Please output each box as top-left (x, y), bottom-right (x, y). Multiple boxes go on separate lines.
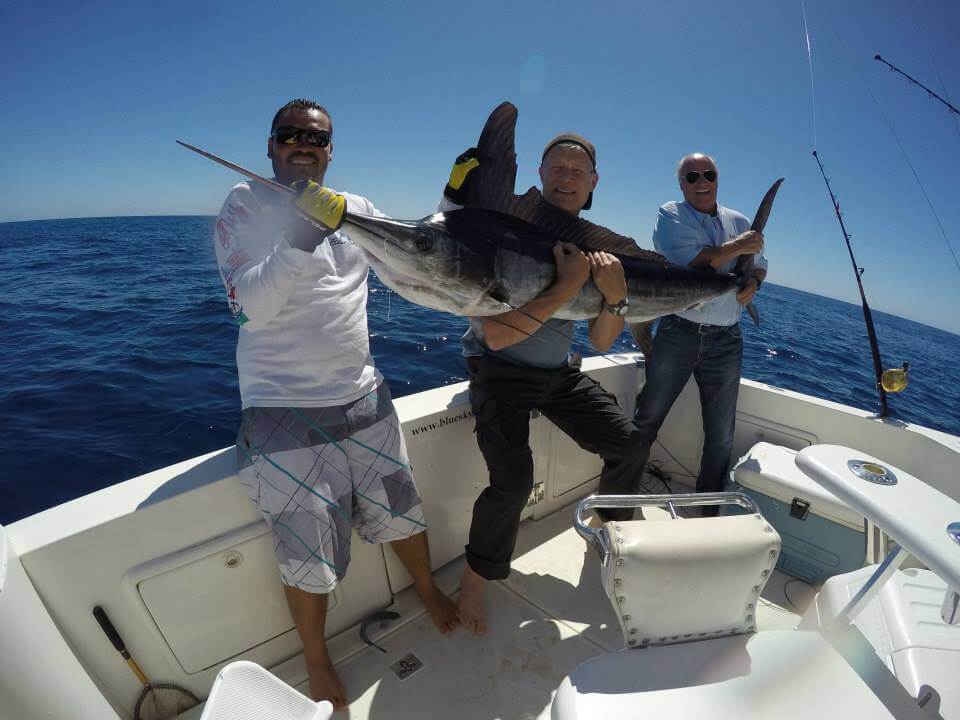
top-left (684, 170), bottom-right (717, 184)
top-left (271, 126), bottom-right (331, 148)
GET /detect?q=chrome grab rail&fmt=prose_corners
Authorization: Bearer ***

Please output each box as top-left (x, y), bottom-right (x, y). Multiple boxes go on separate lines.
top-left (573, 492), bottom-right (761, 567)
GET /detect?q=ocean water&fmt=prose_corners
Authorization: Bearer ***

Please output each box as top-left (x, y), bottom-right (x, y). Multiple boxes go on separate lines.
top-left (2, 216), bottom-right (958, 524)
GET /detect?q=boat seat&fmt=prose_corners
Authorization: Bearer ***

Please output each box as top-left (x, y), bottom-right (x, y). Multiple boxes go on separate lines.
top-left (199, 660), bottom-right (333, 720)
top-left (559, 493), bottom-right (928, 719)
top-left (550, 628), bottom-right (927, 719)
top-left (801, 564), bottom-right (960, 719)
top-left (592, 494), bottom-right (781, 646)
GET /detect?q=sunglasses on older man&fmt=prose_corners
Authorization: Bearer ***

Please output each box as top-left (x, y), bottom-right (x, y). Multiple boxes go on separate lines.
top-left (271, 126), bottom-right (331, 148)
top-left (684, 170), bottom-right (717, 184)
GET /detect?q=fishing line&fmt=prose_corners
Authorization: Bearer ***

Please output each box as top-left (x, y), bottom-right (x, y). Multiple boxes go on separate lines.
top-left (800, 0), bottom-right (819, 149)
top-left (496, 299), bottom-right (654, 371)
top-left (861, 59), bottom-right (960, 277)
top-left (781, 577), bottom-right (814, 613)
top-left (931, 58), bottom-right (960, 140)
top-left (652, 439), bottom-right (698, 481)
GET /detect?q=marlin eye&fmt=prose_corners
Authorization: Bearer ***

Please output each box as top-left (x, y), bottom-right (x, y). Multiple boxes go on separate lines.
top-left (414, 232), bottom-right (434, 253)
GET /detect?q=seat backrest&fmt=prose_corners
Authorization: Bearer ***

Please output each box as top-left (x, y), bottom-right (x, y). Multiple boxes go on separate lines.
top-left (601, 514), bottom-right (781, 647)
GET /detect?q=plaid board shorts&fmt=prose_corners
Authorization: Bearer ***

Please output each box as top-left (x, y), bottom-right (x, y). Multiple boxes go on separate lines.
top-left (236, 383), bottom-right (426, 592)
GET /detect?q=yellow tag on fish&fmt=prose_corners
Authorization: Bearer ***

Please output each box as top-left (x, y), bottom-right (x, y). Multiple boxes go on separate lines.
top-left (448, 157), bottom-right (480, 190)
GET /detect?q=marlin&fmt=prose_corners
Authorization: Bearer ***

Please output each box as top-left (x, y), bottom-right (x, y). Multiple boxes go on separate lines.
top-left (345, 204), bottom-right (766, 322)
top-left (179, 103), bottom-right (781, 347)
top-left (341, 102), bottom-right (781, 345)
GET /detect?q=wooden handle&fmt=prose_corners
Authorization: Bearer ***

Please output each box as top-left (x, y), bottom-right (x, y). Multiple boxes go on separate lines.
top-left (93, 606), bottom-right (150, 687)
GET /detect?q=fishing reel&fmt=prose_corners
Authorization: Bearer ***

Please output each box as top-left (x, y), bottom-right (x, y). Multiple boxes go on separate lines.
top-left (880, 362), bottom-right (910, 393)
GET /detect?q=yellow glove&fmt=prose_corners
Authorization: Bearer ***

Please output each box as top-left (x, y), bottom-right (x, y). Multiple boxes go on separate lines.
top-left (443, 147), bottom-right (481, 205)
top-left (292, 180), bottom-right (345, 233)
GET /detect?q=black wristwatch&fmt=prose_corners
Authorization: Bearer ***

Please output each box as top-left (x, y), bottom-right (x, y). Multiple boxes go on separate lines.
top-left (603, 298), bottom-right (630, 316)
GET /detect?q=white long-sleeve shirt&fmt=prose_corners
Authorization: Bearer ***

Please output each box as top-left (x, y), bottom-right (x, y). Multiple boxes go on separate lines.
top-left (214, 181), bottom-right (384, 408)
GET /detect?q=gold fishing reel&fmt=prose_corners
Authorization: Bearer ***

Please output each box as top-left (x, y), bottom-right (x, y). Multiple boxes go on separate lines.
top-left (881, 362), bottom-right (909, 393)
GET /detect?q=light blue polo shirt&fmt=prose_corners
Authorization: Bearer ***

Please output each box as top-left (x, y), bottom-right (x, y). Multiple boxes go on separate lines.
top-left (652, 200), bottom-right (768, 326)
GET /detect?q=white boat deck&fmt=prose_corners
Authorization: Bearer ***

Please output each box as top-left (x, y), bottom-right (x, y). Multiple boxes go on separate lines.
top-left (186, 506), bottom-right (812, 720)
top-left (5, 357), bottom-right (958, 720)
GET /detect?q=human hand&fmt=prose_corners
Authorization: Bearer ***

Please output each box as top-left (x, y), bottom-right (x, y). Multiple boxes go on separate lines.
top-left (736, 276), bottom-right (760, 305)
top-left (443, 147), bottom-right (481, 205)
top-left (292, 180), bottom-right (345, 234)
top-left (587, 251), bottom-right (627, 305)
top-left (733, 230), bottom-right (764, 255)
top-left (553, 242), bottom-right (591, 291)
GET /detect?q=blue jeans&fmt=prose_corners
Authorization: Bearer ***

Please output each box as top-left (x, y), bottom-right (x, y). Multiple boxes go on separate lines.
top-left (633, 315), bottom-right (743, 494)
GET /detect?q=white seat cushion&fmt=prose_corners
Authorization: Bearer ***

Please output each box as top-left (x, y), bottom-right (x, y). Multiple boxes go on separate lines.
top-left (602, 514), bottom-right (780, 646)
top-left (551, 630), bottom-right (926, 719)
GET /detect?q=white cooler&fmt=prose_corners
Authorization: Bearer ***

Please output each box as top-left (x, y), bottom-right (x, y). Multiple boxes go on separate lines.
top-left (730, 442), bottom-right (865, 584)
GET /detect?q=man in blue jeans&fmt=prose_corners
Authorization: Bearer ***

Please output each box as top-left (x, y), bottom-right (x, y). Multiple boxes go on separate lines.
top-left (633, 153), bottom-right (767, 505)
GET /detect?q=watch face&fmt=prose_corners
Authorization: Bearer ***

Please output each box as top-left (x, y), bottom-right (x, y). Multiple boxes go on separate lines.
top-left (616, 302), bottom-right (629, 316)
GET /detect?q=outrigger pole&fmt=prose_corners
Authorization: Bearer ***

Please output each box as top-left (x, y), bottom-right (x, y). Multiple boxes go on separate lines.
top-left (874, 55), bottom-right (960, 116)
top-left (811, 150), bottom-right (890, 417)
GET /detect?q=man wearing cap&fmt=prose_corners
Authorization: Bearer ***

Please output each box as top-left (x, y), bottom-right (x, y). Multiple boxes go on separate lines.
top-left (441, 134), bottom-right (649, 635)
top-left (632, 152), bottom-right (766, 511)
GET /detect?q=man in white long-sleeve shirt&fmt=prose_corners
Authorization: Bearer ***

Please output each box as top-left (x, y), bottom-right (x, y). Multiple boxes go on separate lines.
top-left (214, 98), bottom-right (458, 710)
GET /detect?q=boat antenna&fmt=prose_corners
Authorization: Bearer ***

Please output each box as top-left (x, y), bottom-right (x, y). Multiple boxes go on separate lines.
top-left (874, 54), bottom-right (960, 116)
top-left (811, 151), bottom-right (890, 417)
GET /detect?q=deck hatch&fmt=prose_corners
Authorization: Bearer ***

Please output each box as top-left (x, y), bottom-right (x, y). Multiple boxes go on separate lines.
top-left (132, 523), bottom-right (304, 673)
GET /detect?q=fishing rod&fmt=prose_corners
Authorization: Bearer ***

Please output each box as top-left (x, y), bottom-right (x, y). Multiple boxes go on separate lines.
top-left (811, 151), bottom-right (892, 417)
top-left (874, 55), bottom-right (960, 116)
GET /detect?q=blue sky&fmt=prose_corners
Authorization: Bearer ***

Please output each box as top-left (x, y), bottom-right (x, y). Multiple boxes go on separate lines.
top-left (1, 1), bottom-right (958, 333)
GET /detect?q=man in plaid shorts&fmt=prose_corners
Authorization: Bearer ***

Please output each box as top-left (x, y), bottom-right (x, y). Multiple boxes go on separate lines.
top-left (214, 98), bottom-right (458, 710)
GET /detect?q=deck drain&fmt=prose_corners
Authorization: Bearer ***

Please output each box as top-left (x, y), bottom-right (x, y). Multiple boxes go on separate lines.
top-left (389, 653), bottom-right (424, 681)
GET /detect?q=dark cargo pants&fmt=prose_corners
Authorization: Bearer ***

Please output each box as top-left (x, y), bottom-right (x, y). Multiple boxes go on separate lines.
top-left (465, 355), bottom-right (649, 580)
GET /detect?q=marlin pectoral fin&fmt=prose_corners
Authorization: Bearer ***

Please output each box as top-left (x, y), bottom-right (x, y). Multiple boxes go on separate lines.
top-left (359, 610), bottom-right (401, 654)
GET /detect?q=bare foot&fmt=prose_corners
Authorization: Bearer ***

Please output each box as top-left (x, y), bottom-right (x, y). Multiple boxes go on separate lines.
top-left (306, 656), bottom-right (348, 711)
top-left (415, 582), bottom-right (461, 634)
top-left (458, 565), bottom-right (487, 636)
